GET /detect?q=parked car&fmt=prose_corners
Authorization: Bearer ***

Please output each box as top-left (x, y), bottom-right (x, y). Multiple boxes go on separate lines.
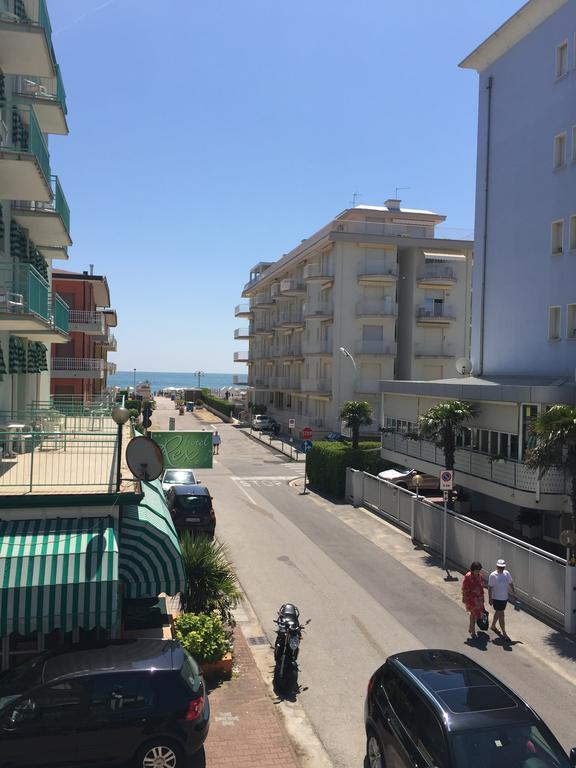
top-left (365, 648), bottom-right (574, 768)
top-left (0, 638), bottom-right (209, 768)
top-left (251, 415), bottom-right (277, 431)
top-left (165, 484), bottom-right (216, 537)
top-left (161, 468), bottom-right (198, 495)
top-left (323, 432), bottom-right (347, 442)
top-left (378, 467), bottom-right (440, 491)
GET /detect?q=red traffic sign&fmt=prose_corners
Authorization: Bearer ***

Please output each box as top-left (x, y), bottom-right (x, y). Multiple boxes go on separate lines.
top-left (302, 427), bottom-right (313, 439)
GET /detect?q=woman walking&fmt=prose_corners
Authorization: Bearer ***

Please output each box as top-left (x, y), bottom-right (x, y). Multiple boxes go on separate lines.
top-left (462, 561), bottom-right (485, 638)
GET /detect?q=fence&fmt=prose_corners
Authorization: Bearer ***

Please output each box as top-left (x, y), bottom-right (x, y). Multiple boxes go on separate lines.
top-left (347, 468), bottom-right (567, 627)
top-left (246, 427), bottom-right (305, 461)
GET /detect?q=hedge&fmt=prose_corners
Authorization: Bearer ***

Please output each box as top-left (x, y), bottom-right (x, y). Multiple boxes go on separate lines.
top-left (200, 390), bottom-right (235, 418)
top-left (306, 441), bottom-right (390, 498)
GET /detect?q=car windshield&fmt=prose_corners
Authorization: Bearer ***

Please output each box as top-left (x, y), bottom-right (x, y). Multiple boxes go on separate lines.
top-left (0, 654), bottom-right (45, 705)
top-left (176, 495), bottom-right (210, 511)
top-left (164, 470), bottom-right (196, 485)
top-left (451, 723), bottom-right (569, 768)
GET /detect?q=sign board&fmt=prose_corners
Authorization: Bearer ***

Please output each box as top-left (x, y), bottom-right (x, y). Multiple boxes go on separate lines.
top-left (443, 490), bottom-right (450, 502)
top-left (168, 417), bottom-right (175, 432)
top-left (152, 431), bottom-right (213, 469)
top-left (302, 439), bottom-right (313, 453)
top-left (440, 470), bottom-right (453, 490)
top-left (288, 418), bottom-right (296, 429)
top-left (302, 427), bottom-right (313, 439)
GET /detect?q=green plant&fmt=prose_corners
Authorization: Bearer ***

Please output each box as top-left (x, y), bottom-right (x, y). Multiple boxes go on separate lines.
top-left (200, 392), bottom-right (235, 418)
top-left (195, 399), bottom-right (203, 407)
top-left (174, 611), bottom-right (232, 664)
top-left (125, 398), bottom-right (141, 414)
top-left (180, 534), bottom-right (242, 623)
top-left (340, 401), bottom-right (373, 449)
top-left (306, 441), bottom-right (392, 497)
top-left (418, 401), bottom-right (477, 471)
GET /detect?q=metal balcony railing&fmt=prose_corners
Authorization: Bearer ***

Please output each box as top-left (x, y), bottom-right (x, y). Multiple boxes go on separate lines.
top-left (303, 301), bottom-right (334, 317)
top-left (235, 303), bottom-right (252, 316)
top-left (357, 264), bottom-right (398, 278)
top-left (413, 343), bottom-right (455, 357)
top-left (12, 175), bottom-right (70, 233)
top-left (2, 104), bottom-right (51, 186)
top-left (13, 65), bottom-right (67, 114)
top-left (51, 293), bottom-right (69, 334)
top-left (0, 263), bottom-right (49, 320)
top-left (417, 265), bottom-right (456, 281)
top-left (303, 263), bottom-right (334, 280)
top-left (416, 305), bottom-right (456, 320)
top-left (355, 341), bottom-right (396, 355)
top-left (355, 300), bottom-right (397, 317)
top-left (52, 358), bottom-right (105, 372)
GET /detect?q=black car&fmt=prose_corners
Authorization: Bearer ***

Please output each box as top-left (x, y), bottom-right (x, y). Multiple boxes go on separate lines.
top-left (365, 649), bottom-right (574, 768)
top-left (0, 639), bottom-right (209, 768)
top-left (165, 484), bottom-right (216, 537)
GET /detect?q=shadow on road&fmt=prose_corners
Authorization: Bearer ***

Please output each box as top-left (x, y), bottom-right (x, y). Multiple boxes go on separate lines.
top-left (543, 630), bottom-right (576, 661)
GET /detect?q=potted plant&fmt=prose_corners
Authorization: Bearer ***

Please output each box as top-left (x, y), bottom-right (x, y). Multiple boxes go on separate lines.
top-left (174, 611), bottom-right (233, 678)
top-left (516, 508), bottom-right (543, 539)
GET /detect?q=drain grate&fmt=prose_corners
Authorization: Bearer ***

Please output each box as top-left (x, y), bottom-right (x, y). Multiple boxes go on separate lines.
top-left (247, 635), bottom-right (269, 646)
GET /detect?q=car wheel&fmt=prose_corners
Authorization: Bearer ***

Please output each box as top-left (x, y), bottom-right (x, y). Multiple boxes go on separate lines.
top-left (135, 740), bottom-right (183, 768)
top-left (366, 730), bottom-right (385, 768)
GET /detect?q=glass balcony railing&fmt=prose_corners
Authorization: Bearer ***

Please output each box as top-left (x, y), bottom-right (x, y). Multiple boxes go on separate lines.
top-left (0, 262), bottom-right (48, 320)
top-left (12, 175), bottom-right (70, 235)
top-left (2, 104), bottom-right (51, 186)
top-left (52, 293), bottom-right (69, 334)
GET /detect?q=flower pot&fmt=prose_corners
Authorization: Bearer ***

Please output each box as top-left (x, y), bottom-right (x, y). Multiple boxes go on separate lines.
top-left (200, 652), bottom-right (233, 679)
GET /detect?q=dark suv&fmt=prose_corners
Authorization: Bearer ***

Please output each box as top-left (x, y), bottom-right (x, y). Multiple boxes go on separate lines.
top-left (0, 639), bottom-right (209, 768)
top-left (165, 484), bottom-right (216, 537)
top-left (365, 649), bottom-right (573, 768)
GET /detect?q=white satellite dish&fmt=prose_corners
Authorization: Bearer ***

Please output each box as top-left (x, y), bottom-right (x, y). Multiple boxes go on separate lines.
top-left (126, 436), bottom-right (164, 481)
top-left (455, 357), bottom-right (473, 376)
top-left (559, 529), bottom-right (576, 548)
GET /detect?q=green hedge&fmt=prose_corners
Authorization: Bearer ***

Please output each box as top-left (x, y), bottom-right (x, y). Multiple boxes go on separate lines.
top-left (200, 390), bottom-right (235, 418)
top-left (306, 441), bottom-right (390, 498)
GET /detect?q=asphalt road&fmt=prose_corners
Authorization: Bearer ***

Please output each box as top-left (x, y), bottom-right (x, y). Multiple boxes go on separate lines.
top-left (195, 419), bottom-right (576, 768)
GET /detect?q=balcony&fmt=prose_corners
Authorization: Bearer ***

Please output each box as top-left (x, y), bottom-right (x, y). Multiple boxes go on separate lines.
top-left (301, 378), bottom-right (331, 395)
top-left (234, 327), bottom-right (251, 340)
top-left (249, 376), bottom-right (268, 388)
top-left (355, 300), bottom-right (397, 318)
top-left (252, 293), bottom-right (275, 309)
top-left (252, 322), bottom-right (274, 336)
top-left (355, 341), bottom-right (396, 356)
top-left (333, 220), bottom-right (436, 238)
top-left (417, 265), bottom-right (457, 289)
top-left (414, 343), bottom-right (455, 358)
top-left (416, 305), bottom-right (456, 324)
top-left (305, 340), bottom-right (332, 356)
top-left (0, 104), bottom-right (52, 201)
top-left (0, 263), bottom-right (68, 342)
top-left (12, 175), bottom-right (72, 247)
top-left (235, 304), bottom-right (253, 318)
top-left (98, 333), bottom-right (117, 352)
top-left (303, 263), bottom-right (334, 283)
top-left (51, 358), bottom-right (105, 380)
top-left (0, 0), bottom-right (56, 78)
top-left (234, 350), bottom-right (249, 362)
top-left (12, 67), bottom-right (67, 134)
top-left (303, 301), bottom-right (334, 318)
top-left (106, 361), bottom-right (117, 376)
top-left (38, 245), bottom-right (68, 261)
top-left (280, 279), bottom-right (306, 296)
top-left (278, 311), bottom-right (304, 329)
top-left (357, 264), bottom-right (398, 284)
top-left (232, 374), bottom-right (248, 385)
top-left (68, 310), bottom-right (106, 335)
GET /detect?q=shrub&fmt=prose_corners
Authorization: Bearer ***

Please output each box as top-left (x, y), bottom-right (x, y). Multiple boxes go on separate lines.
top-left (174, 611), bottom-right (232, 664)
top-left (200, 392), bottom-right (235, 418)
top-left (125, 398), bottom-right (141, 414)
top-left (306, 441), bottom-right (391, 497)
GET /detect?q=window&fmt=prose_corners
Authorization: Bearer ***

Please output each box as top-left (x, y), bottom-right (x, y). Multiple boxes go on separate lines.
top-left (570, 216), bottom-right (576, 251)
top-left (89, 674), bottom-right (154, 715)
top-left (567, 304), bottom-right (576, 339)
top-left (549, 306), bottom-right (561, 340)
top-left (551, 220), bottom-right (564, 254)
top-left (556, 41), bottom-right (568, 79)
top-left (553, 133), bottom-right (567, 169)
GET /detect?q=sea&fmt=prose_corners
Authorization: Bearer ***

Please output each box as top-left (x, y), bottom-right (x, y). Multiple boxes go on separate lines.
top-left (108, 371), bottom-right (241, 394)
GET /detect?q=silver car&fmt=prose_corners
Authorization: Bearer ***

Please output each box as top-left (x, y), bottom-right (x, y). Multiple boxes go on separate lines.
top-left (161, 468), bottom-right (198, 495)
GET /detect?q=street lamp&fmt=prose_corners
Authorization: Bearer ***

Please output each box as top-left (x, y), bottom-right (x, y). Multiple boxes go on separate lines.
top-left (412, 473), bottom-right (423, 500)
top-left (111, 405), bottom-right (131, 492)
top-left (193, 370), bottom-right (204, 389)
top-left (133, 368), bottom-right (136, 392)
top-left (339, 347), bottom-right (357, 437)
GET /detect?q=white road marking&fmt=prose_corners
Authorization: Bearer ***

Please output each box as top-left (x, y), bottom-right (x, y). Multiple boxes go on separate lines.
top-left (230, 477), bottom-right (258, 505)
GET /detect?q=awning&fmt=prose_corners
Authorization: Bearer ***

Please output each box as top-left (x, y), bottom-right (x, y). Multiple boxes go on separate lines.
top-left (119, 479), bottom-right (186, 599)
top-left (0, 517), bottom-right (118, 636)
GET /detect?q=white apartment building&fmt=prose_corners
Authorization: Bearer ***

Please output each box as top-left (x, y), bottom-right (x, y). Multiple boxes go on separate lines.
top-left (380, 0), bottom-right (576, 543)
top-left (234, 201), bottom-right (472, 435)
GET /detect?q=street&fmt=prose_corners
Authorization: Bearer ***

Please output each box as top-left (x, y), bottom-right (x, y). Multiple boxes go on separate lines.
top-left (160, 406), bottom-right (576, 767)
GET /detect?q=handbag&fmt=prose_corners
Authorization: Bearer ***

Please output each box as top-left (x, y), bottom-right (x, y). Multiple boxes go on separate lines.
top-left (476, 610), bottom-right (489, 631)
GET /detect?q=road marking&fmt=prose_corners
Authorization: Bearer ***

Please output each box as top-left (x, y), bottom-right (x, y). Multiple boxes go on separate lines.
top-left (215, 712), bottom-right (239, 726)
top-left (231, 474), bottom-right (302, 488)
top-left (231, 477), bottom-right (258, 505)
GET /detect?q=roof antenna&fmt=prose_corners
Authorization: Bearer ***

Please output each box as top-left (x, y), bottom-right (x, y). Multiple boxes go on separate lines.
top-left (351, 191), bottom-right (361, 207)
top-left (394, 186), bottom-right (410, 199)
top-left (89, 264), bottom-right (94, 275)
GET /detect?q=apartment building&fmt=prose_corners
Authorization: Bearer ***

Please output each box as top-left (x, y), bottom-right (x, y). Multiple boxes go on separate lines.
top-left (235, 201), bottom-right (472, 434)
top-left (51, 268), bottom-right (118, 401)
top-left (380, 0), bottom-right (576, 542)
top-left (0, 0), bottom-right (71, 414)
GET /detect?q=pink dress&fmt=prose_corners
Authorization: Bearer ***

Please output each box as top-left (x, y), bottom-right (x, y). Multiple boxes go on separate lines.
top-left (462, 571), bottom-right (485, 618)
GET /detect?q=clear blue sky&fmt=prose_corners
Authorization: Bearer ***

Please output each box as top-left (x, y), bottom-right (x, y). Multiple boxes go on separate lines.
top-left (48, 0), bottom-right (522, 372)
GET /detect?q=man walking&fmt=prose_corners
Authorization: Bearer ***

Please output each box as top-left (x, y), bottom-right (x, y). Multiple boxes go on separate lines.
top-left (212, 430), bottom-right (221, 455)
top-left (488, 559), bottom-right (517, 640)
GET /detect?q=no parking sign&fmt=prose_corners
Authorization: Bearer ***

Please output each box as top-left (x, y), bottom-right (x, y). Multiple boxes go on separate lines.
top-left (440, 470), bottom-right (453, 490)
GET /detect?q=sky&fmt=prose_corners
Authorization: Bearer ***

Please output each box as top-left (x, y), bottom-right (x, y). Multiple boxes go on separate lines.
top-left (47, 0), bottom-right (523, 372)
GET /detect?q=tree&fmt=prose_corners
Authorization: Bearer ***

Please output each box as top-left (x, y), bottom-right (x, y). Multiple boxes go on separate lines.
top-left (180, 534), bottom-right (243, 624)
top-left (340, 401), bottom-right (373, 449)
top-left (525, 405), bottom-right (576, 557)
top-left (418, 400), bottom-right (477, 471)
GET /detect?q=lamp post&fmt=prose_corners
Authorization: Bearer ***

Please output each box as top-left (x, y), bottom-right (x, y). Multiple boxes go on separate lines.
top-left (133, 368), bottom-right (136, 392)
top-left (339, 347), bottom-right (357, 436)
top-left (111, 405), bottom-right (131, 492)
top-left (412, 473), bottom-right (423, 500)
top-left (193, 370), bottom-right (204, 389)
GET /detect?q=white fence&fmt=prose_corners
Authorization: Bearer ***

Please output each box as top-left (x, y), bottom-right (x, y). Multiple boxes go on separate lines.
top-left (346, 469), bottom-right (567, 627)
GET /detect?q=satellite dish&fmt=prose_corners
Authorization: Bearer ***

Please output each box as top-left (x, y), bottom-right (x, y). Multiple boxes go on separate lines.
top-left (126, 436), bottom-right (164, 481)
top-left (559, 529), bottom-right (576, 547)
top-left (455, 357), bottom-right (473, 376)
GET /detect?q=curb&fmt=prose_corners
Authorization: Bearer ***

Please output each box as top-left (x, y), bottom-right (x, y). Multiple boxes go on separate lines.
top-left (240, 428), bottom-right (305, 462)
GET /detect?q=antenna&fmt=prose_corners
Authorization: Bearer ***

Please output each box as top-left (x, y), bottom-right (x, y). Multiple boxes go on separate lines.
top-left (126, 436), bottom-right (164, 481)
top-left (394, 186), bottom-right (410, 199)
top-left (351, 191), bottom-right (361, 207)
top-left (455, 358), bottom-right (473, 377)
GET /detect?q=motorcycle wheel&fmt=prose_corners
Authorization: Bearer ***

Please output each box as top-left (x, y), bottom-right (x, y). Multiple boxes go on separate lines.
top-left (274, 660), bottom-right (298, 692)
top-left (274, 637), bottom-right (283, 662)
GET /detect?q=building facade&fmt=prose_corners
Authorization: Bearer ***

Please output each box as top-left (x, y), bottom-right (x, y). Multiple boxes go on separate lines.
top-left (0, 1), bottom-right (72, 415)
top-left (235, 201), bottom-right (472, 434)
top-left (380, 0), bottom-right (576, 543)
top-left (51, 269), bottom-right (117, 401)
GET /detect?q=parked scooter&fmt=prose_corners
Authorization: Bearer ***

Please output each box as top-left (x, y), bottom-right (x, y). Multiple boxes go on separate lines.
top-left (273, 603), bottom-right (310, 692)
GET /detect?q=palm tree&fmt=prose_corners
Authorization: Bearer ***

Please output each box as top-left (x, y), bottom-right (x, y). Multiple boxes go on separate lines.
top-left (418, 400), bottom-right (477, 471)
top-left (526, 405), bottom-right (576, 553)
top-left (340, 400), bottom-right (373, 449)
top-left (180, 533), bottom-right (243, 624)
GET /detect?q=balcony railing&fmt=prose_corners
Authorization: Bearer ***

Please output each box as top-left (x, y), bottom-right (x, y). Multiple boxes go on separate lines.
top-left (12, 175), bottom-right (71, 239)
top-left (301, 378), bottom-right (331, 393)
top-left (417, 265), bottom-right (456, 282)
top-left (234, 327), bottom-right (251, 339)
top-left (0, 0), bottom-right (56, 79)
top-left (52, 358), bottom-right (105, 373)
top-left (303, 263), bottom-right (334, 281)
top-left (357, 264), bottom-right (398, 279)
top-left (355, 341), bottom-right (396, 355)
top-left (278, 311), bottom-right (304, 325)
top-left (332, 220), bottom-right (473, 241)
top-left (234, 351), bottom-right (249, 362)
top-left (356, 300), bottom-right (397, 317)
top-left (381, 432), bottom-right (569, 496)
top-left (106, 362), bottom-right (117, 375)
top-left (1, 104), bottom-right (51, 187)
top-left (68, 309), bottom-right (106, 334)
top-left (416, 305), bottom-right (456, 320)
top-left (0, 262), bottom-right (48, 320)
top-left (14, 65), bottom-right (67, 112)
top-left (303, 301), bottom-right (334, 317)
top-left (413, 343), bottom-right (455, 358)
top-left (235, 303), bottom-right (252, 317)
top-left (51, 292), bottom-right (69, 334)
top-left (305, 340), bottom-right (332, 355)
top-left (280, 279), bottom-right (306, 294)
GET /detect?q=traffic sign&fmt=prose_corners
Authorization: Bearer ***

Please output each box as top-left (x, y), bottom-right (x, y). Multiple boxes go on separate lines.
top-left (302, 439), bottom-right (313, 453)
top-left (288, 418), bottom-right (296, 429)
top-left (440, 470), bottom-right (453, 490)
top-left (302, 427), bottom-right (313, 439)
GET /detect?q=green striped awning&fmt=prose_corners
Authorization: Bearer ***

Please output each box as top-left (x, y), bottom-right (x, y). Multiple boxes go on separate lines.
top-left (0, 517), bottom-right (118, 636)
top-left (119, 478), bottom-right (186, 599)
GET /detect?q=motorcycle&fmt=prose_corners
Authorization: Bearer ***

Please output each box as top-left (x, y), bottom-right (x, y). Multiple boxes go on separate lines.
top-left (273, 603), bottom-right (310, 692)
